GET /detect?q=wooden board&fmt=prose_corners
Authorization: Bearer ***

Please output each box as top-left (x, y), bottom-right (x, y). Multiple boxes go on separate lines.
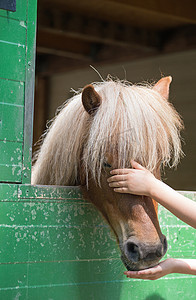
top-left (0, 0), bottom-right (37, 183)
top-left (0, 184), bottom-right (195, 299)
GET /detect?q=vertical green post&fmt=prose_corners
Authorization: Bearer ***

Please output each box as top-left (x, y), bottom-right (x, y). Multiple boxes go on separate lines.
top-left (0, 0), bottom-right (37, 184)
top-left (22, 0), bottom-right (37, 183)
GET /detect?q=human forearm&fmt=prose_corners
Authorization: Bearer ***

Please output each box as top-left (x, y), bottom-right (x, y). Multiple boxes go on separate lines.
top-left (172, 259), bottom-right (196, 275)
top-left (108, 161), bottom-right (196, 228)
top-left (150, 179), bottom-right (196, 229)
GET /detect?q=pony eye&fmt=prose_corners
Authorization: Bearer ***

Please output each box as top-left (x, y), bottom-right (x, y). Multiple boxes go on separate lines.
top-left (103, 161), bottom-right (112, 168)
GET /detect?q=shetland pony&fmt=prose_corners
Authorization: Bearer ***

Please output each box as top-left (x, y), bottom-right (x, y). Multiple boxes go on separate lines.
top-left (32, 76), bottom-right (183, 270)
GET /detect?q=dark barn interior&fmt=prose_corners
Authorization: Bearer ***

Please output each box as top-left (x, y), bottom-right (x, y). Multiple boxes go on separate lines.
top-left (34, 0), bottom-right (196, 190)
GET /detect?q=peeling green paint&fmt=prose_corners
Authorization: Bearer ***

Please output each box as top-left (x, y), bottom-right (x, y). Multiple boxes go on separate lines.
top-left (0, 183), bottom-right (195, 299)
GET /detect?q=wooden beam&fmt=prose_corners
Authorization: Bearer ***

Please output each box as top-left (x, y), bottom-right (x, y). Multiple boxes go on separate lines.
top-left (163, 25), bottom-right (196, 52)
top-left (37, 8), bottom-right (161, 56)
top-left (37, 28), bottom-right (92, 60)
top-left (37, 45), bottom-right (91, 61)
top-left (36, 24), bottom-right (196, 76)
top-left (38, 25), bottom-right (158, 52)
top-left (107, 0), bottom-right (196, 23)
top-left (36, 43), bottom-right (158, 76)
top-left (36, 2), bottom-right (196, 75)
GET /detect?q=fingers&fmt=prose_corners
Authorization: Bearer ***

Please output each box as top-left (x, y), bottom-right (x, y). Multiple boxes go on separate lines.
top-left (110, 161), bottom-right (146, 175)
top-left (107, 173), bottom-right (129, 193)
top-left (124, 271), bottom-right (156, 280)
top-left (114, 187), bottom-right (130, 193)
top-left (124, 265), bottom-right (162, 280)
top-left (107, 173), bottom-right (130, 194)
top-left (107, 174), bottom-right (127, 183)
top-left (131, 160), bottom-right (145, 170)
top-left (110, 169), bottom-right (133, 175)
top-left (124, 270), bottom-right (151, 280)
top-left (108, 181), bottom-right (127, 188)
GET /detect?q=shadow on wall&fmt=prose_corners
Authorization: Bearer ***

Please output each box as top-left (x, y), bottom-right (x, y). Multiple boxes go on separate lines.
top-left (145, 293), bottom-right (166, 300)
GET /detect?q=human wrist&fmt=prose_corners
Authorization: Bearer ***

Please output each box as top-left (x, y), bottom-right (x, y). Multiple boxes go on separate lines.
top-left (146, 177), bottom-right (160, 198)
top-left (165, 258), bottom-right (177, 274)
top-left (171, 259), bottom-right (195, 275)
top-left (166, 258), bottom-right (192, 274)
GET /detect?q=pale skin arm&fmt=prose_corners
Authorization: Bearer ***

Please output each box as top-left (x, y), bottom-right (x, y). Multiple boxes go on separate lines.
top-left (107, 160), bottom-right (196, 229)
top-left (107, 160), bottom-right (196, 280)
top-left (124, 258), bottom-right (196, 280)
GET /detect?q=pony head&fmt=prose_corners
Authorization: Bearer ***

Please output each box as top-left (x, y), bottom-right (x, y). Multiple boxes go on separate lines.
top-left (32, 76), bottom-right (183, 271)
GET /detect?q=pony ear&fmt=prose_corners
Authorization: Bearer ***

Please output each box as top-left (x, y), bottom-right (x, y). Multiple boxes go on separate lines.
top-left (153, 76), bottom-right (172, 100)
top-left (82, 84), bottom-right (102, 114)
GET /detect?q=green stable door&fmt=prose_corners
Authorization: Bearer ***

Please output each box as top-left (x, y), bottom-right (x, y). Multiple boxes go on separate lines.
top-left (0, 1), bottom-right (195, 299)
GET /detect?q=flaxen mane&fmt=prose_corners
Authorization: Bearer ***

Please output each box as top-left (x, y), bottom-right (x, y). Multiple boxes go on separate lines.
top-left (32, 79), bottom-right (183, 186)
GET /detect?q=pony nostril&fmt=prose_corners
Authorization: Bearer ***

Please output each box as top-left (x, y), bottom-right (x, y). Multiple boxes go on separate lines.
top-left (124, 237), bottom-right (168, 265)
top-left (156, 248), bottom-right (163, 257)
top-left (156, 243), bottom-right (165, 257)
top-left (126, 242), bottom-right (140, 263)
top-left (163, 236), bottom-right (168, 253)
top-left (154, 237), bottom-right (167, 258)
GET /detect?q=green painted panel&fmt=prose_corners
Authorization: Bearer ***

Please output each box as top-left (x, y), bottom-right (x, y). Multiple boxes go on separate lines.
top-left (0, 165), bottom-right (22, 183)
top-left (29, 227), bottom-right (117, 262)
top-left (15, 275), bottom-right (196, 300)
top-left (0, 0), bottom-right (27, 21)
top-left (0, 184), bottom-right (195, 299)
top-left (18, 185), bottom-right (83, 200)
top-left (0, 227), bottom-right (30, 263)
top-left (0, 78), bottom-right (25, 106)
top-left (0, 201), bottom-right (105, 227)
top-left (21, 0), bottom-right (37, 184)
top-left (0, 17), bottom-right (26, 81)
top-left (164, 226), bottom-right (196, 258)
top-left (27, 260), bottom-right (196, 289)
top-left (0, 290), bottom-right (26, 300)
top-left (0, 141), bottom-right (22, 166)
top-left (159, 191), bottom-right (196, 227)
top-left (0, 261), bottom-right (195, 300)
top-left (27, 260), bottom-right (124, 287)
top-left (180, 191), bottom-right (196, 201)
top-left (0, 41), bottom-right (26, 82)
top-left (0, 206), bottom-right (194, 264)
top-left (0, 141), bottom-right (22, 182)
top-left (0, 263), bottom-right (27, 289)
top-left (0, 103), bottom-right (24, 141)
top-left (0, 183), bottom-right (18, 201)
top-left (159, 207), bottom-right (188, 227)
top-left (0, 0), bottom-right (37, 183)
top-left (0, 214), bottom-right (117, 263)
top-left (0, 17), bottom-right (26, 45)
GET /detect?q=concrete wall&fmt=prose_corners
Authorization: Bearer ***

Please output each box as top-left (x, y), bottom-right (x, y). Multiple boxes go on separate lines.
top-left (48, 50), bottom-right (196, 191)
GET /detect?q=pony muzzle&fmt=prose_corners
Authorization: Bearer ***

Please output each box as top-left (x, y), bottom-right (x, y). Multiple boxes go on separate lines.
top-left (121, 235), bottom-right (167, 271)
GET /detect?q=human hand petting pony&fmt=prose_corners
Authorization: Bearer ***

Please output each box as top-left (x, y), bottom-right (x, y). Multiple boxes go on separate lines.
top-left (107, 160), bottom-right (155, 196)
top-left (107, 160), bottom-right (196, 280)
